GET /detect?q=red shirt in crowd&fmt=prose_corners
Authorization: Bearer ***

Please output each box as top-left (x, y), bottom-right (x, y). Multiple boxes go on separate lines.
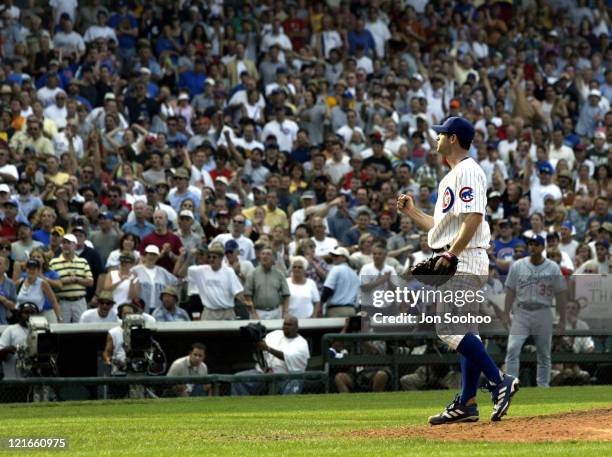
top-left (140, 231), bottom-right (183, 273)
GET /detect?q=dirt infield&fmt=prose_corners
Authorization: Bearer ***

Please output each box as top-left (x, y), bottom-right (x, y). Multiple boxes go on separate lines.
top-left (353, 408), bottom-right (612, 442)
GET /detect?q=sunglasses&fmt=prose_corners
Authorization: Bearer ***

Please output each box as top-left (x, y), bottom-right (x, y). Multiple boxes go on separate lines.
top-left (0, 245), bottom-right (10, 250)
top-left (99, 300), bottom-right (114, 306)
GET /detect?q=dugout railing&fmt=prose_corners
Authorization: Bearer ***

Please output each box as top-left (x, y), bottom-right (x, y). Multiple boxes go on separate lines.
top-left (321, 331), bottom-right (612, 392)
top-left (0, 371), bottom-right (328, 402)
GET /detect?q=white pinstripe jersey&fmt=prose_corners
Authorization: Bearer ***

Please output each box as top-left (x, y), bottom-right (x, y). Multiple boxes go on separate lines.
top-left (428, 157), bottom-right (491, 273)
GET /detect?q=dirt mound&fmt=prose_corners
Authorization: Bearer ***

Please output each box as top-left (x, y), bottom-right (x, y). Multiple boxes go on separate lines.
top-left (352, 408), bottom-right (612, 442)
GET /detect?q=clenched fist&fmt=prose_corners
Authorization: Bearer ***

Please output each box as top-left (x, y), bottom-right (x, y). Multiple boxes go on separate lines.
top-left (397, 194), bottom-right (415, 216)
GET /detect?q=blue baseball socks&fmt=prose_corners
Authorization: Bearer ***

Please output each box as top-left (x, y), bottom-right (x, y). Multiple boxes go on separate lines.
top-left (456, 333), bottom-right (502, 404)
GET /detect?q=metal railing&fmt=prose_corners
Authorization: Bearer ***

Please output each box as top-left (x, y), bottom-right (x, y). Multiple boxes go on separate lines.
top-left (321, 331), bottom-right (612, 392)
top-left (0, 371), bottom-right (327, 402)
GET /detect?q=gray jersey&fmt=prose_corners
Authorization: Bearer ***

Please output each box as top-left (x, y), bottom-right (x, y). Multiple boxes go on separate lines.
top-left (505, 257), bottom-right (566, 309)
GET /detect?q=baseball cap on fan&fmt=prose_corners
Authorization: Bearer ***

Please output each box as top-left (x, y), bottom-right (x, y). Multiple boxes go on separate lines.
top-left (431, 117), bottom-right (475, 147)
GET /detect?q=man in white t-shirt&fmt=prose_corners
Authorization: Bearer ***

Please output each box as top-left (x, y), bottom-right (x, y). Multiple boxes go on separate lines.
top-left (497, 124), bottom-right (518, 166)
top-left (210, 214), bottom-right (255, 262)
top-left (365, 7), bottom-right (391, 59)
top-left (231, 316), bottom-right (310, 395)
top-left (187, 243), bottom-right (249, 320)
top-left (558, 221), bottom-right (579, 262)
top-left (310, 216), bottom-right (338, 259)
top-left (548, 129), bottom-right (575, 169)
top-left (359, 242), bottom-right (397, 308)
top-left (527, 161), bottom-right (562, 215)
top-left (261, 107), bottom-right (298, 153)
top-left (79, 291), bottom-right (118, 323)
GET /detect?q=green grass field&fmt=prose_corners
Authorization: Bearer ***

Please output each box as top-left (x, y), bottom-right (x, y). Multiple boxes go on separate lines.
top-left (1, 386), bottom-right (611, 457)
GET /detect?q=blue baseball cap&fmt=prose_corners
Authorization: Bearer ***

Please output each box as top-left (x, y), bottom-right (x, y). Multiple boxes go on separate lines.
top-left (527, 235), bottom-right (545, 246)
top-left (431, 117), bottom-right (475, 147)
top-left (561, 221), bottom-right (573, 230)
top-left (225, 239), bottom-right (239, 252)
top-left (538, 162), bottom-right (554, 174)
top-left (342, 90), bottom-right (354, 99)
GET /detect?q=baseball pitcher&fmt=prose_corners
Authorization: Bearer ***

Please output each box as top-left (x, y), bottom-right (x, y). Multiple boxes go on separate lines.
top-left (397, 117), bottom-right (519, 425)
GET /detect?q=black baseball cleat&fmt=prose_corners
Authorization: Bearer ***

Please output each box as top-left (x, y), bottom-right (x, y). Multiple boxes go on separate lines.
top-left (489, 374), bottom-right (520, 421)
top-left (428, 395), bottom-right (479, 425)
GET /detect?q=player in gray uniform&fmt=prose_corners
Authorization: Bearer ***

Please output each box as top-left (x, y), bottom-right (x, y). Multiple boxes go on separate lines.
top-left (504, 235), bottom-right (567, 387)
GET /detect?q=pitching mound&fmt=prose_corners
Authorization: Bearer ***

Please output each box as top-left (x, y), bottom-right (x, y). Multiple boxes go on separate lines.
top-left (353, 408), bottom-right (612, 442)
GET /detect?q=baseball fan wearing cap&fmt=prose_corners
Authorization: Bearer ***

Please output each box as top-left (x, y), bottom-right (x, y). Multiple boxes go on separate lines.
top-left (153, 286), bottom-right (190, 322)
top-left (79, 291), bottom-right (119, 323)
top-left (504, 234), bottom-right (568, 387)
top-left (320, 247), bottom-right (360, 317)
top-left (48, 233), bottom-right (94, 323)
top-left (522, 156), bottom-right (562, 216)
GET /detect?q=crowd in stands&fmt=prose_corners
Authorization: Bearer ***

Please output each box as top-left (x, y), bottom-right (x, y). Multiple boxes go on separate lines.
top-left (0, 0), bottom-right (609, 333)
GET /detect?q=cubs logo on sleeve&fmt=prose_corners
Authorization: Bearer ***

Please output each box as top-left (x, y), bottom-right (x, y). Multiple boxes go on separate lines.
top-left (454, 162), bottom-right (486, 214)
top-left (459, 187), bottom-right (474, 203)
top-left (442, 187), bottom-right (454, 213)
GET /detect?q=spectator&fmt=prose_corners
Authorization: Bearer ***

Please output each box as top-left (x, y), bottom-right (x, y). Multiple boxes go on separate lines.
top-left (244, 247), bottom-right (290, 319)
top-left (71, 225), bottom-right (103, 301)
top-left (11, 221), bottom-right (43, 262)
top-left (321, 247), bottom-right (359, 317)
top-left (334, 315), bottom-right (391, 393)
top-left (16, 257), bottom-right (62, 323)
top-left (103, 251), bottom-right (138, 307)
top-left (79, 291), bottom-right (118, 323)
top-left (211, 213), bottom-right (255, 262)
top-left (49, 233), bottom-right (93, 323)
top-left (140, 210), bottom-right (183, 273)
top-left (174, 209), bottom-right (200, 254)
top-left (310, 216), bottom-right (338, 259)
top-left (231, 316), bottom-right (310, 396)
top-left (223, 239), bottom-right (255, 286)
top-left (575, 240), bottom-right (611, 274)
top-left (359, 242), bottom-right (396, 307)
top-left (491, 219), bottom-right (525, 274)
top-left (166, 343), bottom-right (210, 397)
top-left (12, 247), bottom-right (62, 320)
top-left (131, 244), bottom-right (178, 314)
top-left (387, 216), bottom-right (420, 266)
top-left (105, 233), bottom-right (141, 271)
top-left (0, 256), bottom-right (16, 325)
top-left (121, 200), bottom-right (154, 240)
top-left (32, 206), bottom-right (57, 248)
top-left (153, 286), bottom-right (190, 322)
top-left (90, 212), bottom-right (120, 266)
top-left (188, 243), bottom-right (248, 321)
top-left (286, 256), bottom-right (321, 319)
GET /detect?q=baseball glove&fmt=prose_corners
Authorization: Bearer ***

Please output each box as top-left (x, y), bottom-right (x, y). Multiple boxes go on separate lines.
top-left (410, 251), bottom-right (459, 287)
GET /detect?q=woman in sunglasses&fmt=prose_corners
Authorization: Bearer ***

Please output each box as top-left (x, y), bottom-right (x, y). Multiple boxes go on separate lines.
top-left (16, 257), bottom-right (62, 323)
top-left (103, 251), bottom-right (139, 309)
